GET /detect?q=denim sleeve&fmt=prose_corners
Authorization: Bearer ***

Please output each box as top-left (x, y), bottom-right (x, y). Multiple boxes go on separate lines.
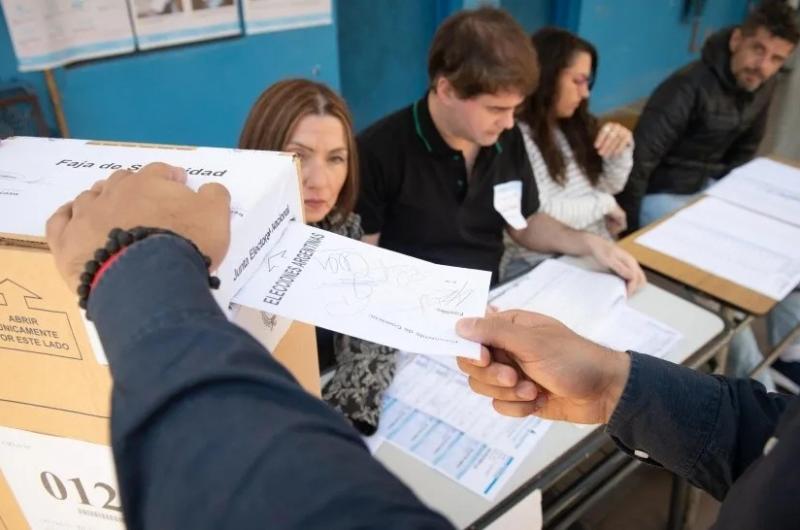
top-left (89, 235), bottom-right (452, 530)
top-left (606, 352), bottom-right (789, 500)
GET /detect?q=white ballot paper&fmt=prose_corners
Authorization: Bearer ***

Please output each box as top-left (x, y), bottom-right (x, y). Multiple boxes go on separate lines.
top-left (490, 260), bottom-right (682, 359)
top-left (706, 157), bottom-right (800, 227)
top-left (637, 197), bottom-right (800, 300)
top-left (233, 222), bottom-right (492, 358)
top-left (377, 354), bottom-right (551, 499)
top-left (0, 137), bottom-right (303, 310)
top-left (493, 180), bottom-right (528, 230)
top-left (0, 426), bottom-right (123, 528)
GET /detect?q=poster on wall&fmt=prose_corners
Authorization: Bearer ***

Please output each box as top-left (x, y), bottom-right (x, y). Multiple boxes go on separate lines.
top-left (0, 0), bottom-right (135, 72)
top-left (242, 0), bottom-right (331, 35)
top-left (127, 0), bottom-right (241, 51)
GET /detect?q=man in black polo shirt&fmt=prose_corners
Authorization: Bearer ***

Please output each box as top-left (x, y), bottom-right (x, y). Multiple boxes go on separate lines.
top-left (357, 7), bottom-right (645, 291)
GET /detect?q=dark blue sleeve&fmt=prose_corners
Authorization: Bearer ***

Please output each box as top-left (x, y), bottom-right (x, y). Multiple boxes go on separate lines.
top-left (607, 352), bottom-right (790, 500)
top-left (88, 235), bottom-right (452, 530)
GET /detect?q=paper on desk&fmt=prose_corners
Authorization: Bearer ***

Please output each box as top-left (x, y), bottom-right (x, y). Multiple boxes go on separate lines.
top-left (0, 426), bottom-right (123, 528)
top-left (233, 222), bottom-right (492, 358)
top-left (592, 305), bottom-right (682, 358)
top-left (490, 260), bottom-right (681, 359)
top-left (637, 197), bottom-right (800, 300)
top-left (493, 180), bottom-right (529, 230)
top-left (377, 354), bottom-right (551, 499)
top-left (707, 158), bottom-right (800, 227)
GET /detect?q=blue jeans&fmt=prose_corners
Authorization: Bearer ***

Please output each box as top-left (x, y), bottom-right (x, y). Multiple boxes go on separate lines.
top-left (639, 189), bottom-right (706, 228)
top-left (768, 290), bottom-right (800, 361)
top-left (727, 327), bottom-right (775, 391)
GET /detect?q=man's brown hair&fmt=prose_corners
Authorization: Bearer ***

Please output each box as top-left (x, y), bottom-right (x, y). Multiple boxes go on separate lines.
top-left (741, 1), bottom-right (800, 45)
top-left (239, 79), bottom-right (359, 220)
top-left (428, 6), bottom-right (539, 98)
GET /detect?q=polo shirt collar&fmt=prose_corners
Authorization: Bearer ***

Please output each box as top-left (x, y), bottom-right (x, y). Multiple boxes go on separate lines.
top-left (413, 94), bottom-right (504, 156)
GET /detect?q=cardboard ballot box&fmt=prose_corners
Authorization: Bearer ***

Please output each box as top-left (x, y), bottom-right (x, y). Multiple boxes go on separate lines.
top-left (0, 137), bottom-right (319, 528)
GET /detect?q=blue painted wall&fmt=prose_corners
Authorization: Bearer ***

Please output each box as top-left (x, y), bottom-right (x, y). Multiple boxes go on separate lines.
top-left (336, 0), bottom-right (440, 132)
top-left (0, 7), bottom-right (340, 146)
top-left (578, 0), bottom-right (752, 113)
top-left (501, 0), bottom-right (552, 33)
top-left (1, 0), bottom-right (758, 142)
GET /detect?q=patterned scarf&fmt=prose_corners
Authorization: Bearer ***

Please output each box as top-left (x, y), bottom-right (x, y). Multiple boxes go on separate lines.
top-left (313, 211), bottom-right (397, 435)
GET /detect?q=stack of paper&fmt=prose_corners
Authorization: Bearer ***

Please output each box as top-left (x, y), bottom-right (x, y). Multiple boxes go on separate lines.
top-left (636, 197), bottom-right (800, 300)
top-left (490, 260), bottom-right (682, 359)
top-left (706, 157), bottom-right (800, 226)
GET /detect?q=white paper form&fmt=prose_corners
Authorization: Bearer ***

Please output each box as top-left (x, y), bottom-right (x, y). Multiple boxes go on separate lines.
top-left (591, 305), bottom-right (683, 358)
top-left (490, 260), bottom-right (681, 359)
top-left (637, 197), bottom-right (800, 300)
top-left (127, 0), bottom-right (241, 51)
top-left (233, 222), bottom-right (492, 358)
top-left (493, 181), bottom-right (528, 230)
top-left (0, 0), bottom-right (134, 71)
top-left (387, 354), bottom-right (549, 455)
top-left (0, 137), bottom-right (303, 309)
top-left (706, 158), bottom-right (800, 227)
top-left (0, 426), bottom-right (123, 529)
top-left (377, 354), bottom-right (551, 499)
top-left (242, 0), bottom-right (332, 35)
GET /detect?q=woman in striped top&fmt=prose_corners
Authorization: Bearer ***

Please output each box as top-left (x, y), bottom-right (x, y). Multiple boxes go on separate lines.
top-left (502, 27), bottom-right (636, 280)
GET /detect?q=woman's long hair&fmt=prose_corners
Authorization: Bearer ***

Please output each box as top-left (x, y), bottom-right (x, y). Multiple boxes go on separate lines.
top-left (518, 27), bottom-right (602, 186)
top-left (239, 79), bottom-right (359, 218)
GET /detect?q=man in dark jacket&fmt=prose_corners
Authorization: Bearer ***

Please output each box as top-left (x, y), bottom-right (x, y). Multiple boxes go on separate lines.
top-left (618, 2), bottom-right (798, 231)
top-left (617, 3), bottom-right (800, 391)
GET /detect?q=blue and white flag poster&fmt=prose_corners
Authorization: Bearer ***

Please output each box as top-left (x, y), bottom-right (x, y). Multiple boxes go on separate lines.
top-left (127, 0), bottom-right (241, 51)
top-left (0, 0), bottom-right (135, 72)
top-left (242, 0), bottom-right (331, 35)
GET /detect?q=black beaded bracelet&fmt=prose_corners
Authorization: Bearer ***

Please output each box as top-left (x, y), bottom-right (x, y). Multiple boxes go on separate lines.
top-left (77, 227), bottom-right (221, 313)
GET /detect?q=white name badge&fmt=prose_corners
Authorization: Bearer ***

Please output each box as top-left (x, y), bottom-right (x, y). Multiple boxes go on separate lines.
top-left (493, 180), bottom-right (528, 230)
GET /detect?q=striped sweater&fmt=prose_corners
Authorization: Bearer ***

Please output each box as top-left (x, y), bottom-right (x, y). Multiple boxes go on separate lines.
top-left (501, 123), bottom-right (633, 280)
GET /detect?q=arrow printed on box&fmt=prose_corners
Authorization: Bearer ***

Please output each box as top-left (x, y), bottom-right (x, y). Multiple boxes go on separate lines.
top-left (267, 249), bottom-right (287, 272)
top-left (0, 279), bottom-right (83, 360)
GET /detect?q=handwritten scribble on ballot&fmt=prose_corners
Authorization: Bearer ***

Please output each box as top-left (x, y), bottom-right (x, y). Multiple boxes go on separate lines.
top-left (233, 222), bottom-right (492, 359)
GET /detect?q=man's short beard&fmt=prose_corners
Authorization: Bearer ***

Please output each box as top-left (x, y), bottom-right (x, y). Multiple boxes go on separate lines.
top-left (735, 69), bottom-right (764, 92)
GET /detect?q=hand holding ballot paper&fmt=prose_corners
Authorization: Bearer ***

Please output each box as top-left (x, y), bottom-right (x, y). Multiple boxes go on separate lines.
top-left (456, 260), bottom-right (682, 421)
top-left (233, 222), bottom-right (492, 359)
